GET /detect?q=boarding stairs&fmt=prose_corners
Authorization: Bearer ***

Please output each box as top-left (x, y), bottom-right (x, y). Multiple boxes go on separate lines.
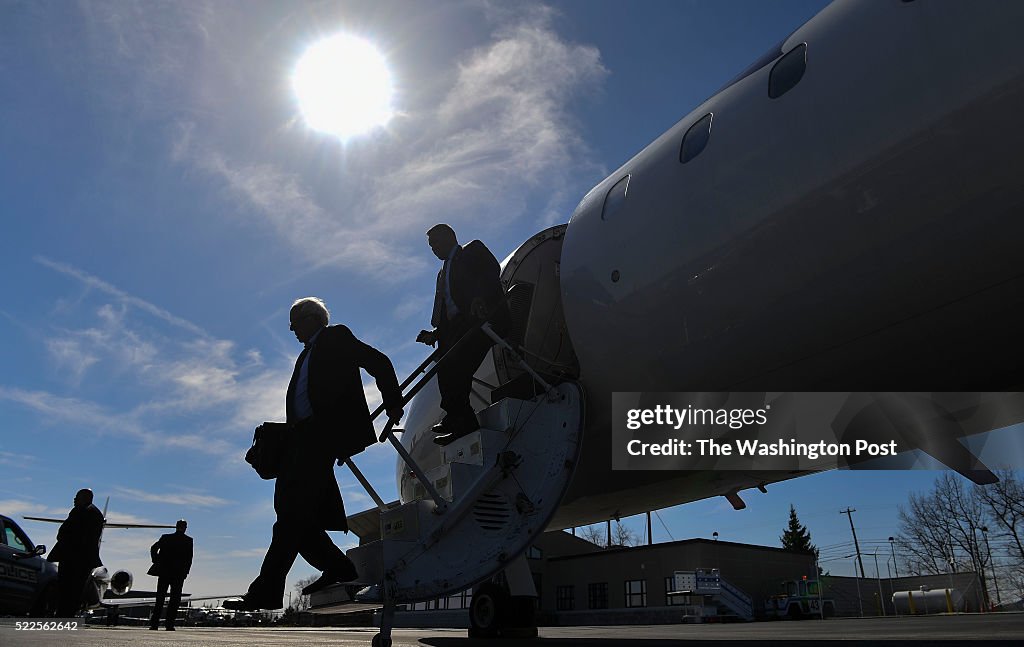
top-left (669, 569), bottom-right (754, 622)
top-left (314, 323), bottom-right (583, 647)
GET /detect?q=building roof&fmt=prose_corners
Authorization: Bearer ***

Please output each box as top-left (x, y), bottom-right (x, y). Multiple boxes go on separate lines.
top-left (546, 536), bottom-right (816, 562)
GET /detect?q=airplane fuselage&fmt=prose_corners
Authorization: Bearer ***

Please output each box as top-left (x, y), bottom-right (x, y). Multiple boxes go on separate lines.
top-left (401, 0), bottom-right (1024, 529)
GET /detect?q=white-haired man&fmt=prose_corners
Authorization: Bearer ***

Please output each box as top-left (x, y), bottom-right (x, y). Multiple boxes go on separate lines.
top-left (227, 297), bottom-right (403, 610)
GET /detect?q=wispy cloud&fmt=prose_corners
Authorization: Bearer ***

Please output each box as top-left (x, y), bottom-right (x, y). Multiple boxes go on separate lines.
top-left (112, 486), bottom-right (231, 508)
top-left (0, 451), bottom-right (39, 468)
top-left (35, 257), bottom-right (209, 338)
top-left (0, 498), bottom-right (65, 519)
top-left (1, 259), bottom-right (290, 458)
top-left (372, 10), bottom-right (607, 229)
top-left (168, 3), bottom-right (606, 278)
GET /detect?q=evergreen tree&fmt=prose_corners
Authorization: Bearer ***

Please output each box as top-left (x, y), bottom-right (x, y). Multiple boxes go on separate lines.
top-left (780, 504), bottom-right (819, 560)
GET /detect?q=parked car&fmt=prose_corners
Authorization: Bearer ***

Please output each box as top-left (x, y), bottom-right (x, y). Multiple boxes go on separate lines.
top-left (0, 514), bottom-right (58, 616)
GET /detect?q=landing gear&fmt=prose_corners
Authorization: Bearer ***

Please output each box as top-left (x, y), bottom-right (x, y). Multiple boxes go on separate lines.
top-left (469, 577), bottom-right (539, 639)
top-left (469, 582), bottom-right (508, 638)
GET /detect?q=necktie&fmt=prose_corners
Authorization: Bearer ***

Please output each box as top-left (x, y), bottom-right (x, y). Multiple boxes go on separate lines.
top-left (285, 347), bottom-right (309, 423)
top-left (431, 261), bottom-right (448, 327)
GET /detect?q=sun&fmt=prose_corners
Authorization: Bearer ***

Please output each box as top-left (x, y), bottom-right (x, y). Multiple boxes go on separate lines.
top-left (292, 34), bottom-right (394, 140)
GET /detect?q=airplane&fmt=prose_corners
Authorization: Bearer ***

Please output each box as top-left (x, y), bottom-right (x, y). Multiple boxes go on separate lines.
top-left (300, 1), bottom-right (1024, 645)
top-left (24, 497), bottom-right (176, 613)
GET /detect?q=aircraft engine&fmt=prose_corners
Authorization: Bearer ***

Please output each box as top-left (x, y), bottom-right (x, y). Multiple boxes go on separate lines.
top-left (109, 569), bottom-right (133, 596)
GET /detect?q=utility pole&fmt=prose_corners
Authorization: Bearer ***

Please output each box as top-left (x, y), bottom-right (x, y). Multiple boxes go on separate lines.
top-left (888, 536), bottom-right (900, 578)
top-left (646, 511), bottom-right (653, 546)
top-left (982, 526), bottom-right (1001, 608)
top-left (840, 508), bottom-right (867, 579)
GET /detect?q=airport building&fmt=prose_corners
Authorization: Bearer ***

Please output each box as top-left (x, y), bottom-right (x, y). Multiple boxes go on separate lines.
top-left (387, 530), bottom-right (987, 626)
top-left (391, 530), bottom-right (820, 625)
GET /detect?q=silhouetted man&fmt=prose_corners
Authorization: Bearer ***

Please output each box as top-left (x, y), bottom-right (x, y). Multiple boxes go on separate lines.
top-left (148, 519), bottom-right (193, 631)
top-left (49, 488), bottom-right (104, 617)
top-left (226, 297), bottom-right (403, 611)
top-left (417, 224), bottom-right (510, 445)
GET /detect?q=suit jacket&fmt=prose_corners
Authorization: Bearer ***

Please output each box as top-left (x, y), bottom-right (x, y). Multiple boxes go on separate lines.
top-left (51, 503), bottom-right (104, 568)
top-left (148, 532), bottom-right (193, 580)
top-left (281, 324), bottom-right (402, 531)
top-left (432, 240), bottom-right (511, 336)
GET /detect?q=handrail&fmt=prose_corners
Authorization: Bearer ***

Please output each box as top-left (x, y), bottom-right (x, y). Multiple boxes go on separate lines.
top-left (367, 348), bottom-right (441, 422)
top-left (376, 318), bottom-right (494, 441)
top-left (379, 417), bottom-right (448, 513)
top-left (346, 308), bottom-right (552, 517)
top-left (343, 322), bottom-right (492, 515)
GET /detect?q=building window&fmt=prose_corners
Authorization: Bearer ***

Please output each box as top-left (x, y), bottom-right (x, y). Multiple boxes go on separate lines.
top-left (556, 585), bottom-right (575, 611)
top-left (527, 545), bottom-right (543, 559)
top-left (588, 582), bottom-right (608, 609)
top-left (624, 579), bottom-right (647, 608)
top-left (664, 576), bottom-right (686, 606)
top-left (601, 174), bottom-right (630, 221)
top-left (679, 113), bottom-right (713, 164)
top-left (768, 43), bottom-right (807, 99)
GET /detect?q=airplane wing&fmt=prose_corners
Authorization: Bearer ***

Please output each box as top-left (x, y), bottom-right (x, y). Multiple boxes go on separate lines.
top-left (101, 593), bottom-right (241, 608)
top-left (24, 516), bottom-right (175, 529)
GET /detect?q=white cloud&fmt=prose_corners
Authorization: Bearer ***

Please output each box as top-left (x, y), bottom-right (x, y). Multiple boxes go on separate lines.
top-left (167, 3), bottom-right (606, 277)
top-left (112, 486), bottom-right (231, 508)
top-left (370, 10), bottom-right (607, 230)
top-left (0, 498), bottom-right (65, 519)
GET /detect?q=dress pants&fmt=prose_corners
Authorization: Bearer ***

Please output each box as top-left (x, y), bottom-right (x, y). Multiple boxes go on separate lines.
top-left (437, 322), bottom-right (493, 428)
top-left (246, 423), bottom-right (352, 607)
top-left (150, 575), bottom-right (184, 628)
top-left (55, 562), bottom-right (92, 617)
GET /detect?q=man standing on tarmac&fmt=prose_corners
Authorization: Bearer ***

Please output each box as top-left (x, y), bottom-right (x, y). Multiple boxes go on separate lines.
top-left (148, 519), bottom-right (193, 631)
top-left (48, 488), bottom-right (104, 617)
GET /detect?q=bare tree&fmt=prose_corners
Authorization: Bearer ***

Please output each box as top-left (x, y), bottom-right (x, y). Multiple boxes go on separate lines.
top-left (975, 469), bottom-right (1024, 603)
top-left (577, 521), bottom-right (638, 547)
top-left (894, 470), bottom-right (1024, 606)
top-left (579, 524), bottom-right (606, 546)
top-left (292, 575), bottom-right (318, 611)
top-left (613, 521), bottom-right (639, 547)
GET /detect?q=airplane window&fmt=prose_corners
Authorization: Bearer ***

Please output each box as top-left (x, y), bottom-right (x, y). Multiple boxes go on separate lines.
top-left (679, 112), bottom-right (713, 164)
top-left (601, 174), bottom-right (630, 221)
top-left (768, 43), bottom-right (807, 99)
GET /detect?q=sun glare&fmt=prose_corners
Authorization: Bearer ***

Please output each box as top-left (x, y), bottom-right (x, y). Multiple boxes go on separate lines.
top-left (292, 34), bottom-right (394, 140)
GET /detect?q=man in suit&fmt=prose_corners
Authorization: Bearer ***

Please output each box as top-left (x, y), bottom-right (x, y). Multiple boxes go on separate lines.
top-left (417, 224), bottom-right (510, 445)
top-left (148, 520), bottom-right (193, 631)
top-left (49, 488), bottom-right (104, 617)
top-left (226, 297), bottom-right (404, 610)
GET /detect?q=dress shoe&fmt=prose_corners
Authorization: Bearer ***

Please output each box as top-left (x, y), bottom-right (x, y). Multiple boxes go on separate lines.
top-left (302, 562), bottom-right (359, 595)
top-left (433, 425), bottom-right (478, 446)
top-left (148, 626), bottom-right (158, 631)
top-left (223, 594), bottom-right (281, 611)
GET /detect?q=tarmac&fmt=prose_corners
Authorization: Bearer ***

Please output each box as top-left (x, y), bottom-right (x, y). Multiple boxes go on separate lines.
top-left (2, 613), bottom-right (1024, 647)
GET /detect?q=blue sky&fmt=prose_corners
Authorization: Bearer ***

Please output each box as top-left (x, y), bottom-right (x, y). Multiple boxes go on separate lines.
top-left (6, 0), bottom-right (1014, 600)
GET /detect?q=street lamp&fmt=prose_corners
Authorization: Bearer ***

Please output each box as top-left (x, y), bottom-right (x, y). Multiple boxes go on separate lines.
top-left (888, 537), bottom-right (899, 578)
top-left (873, 547), bottom-right (886, 617)
top-left (982, 526), bottom-right (1001, 608)
top-left (713, 531), bottom-right (719, 541)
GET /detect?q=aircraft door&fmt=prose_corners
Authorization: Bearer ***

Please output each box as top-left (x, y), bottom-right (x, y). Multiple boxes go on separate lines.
top-left (494, 224), bottom-right (579, 389)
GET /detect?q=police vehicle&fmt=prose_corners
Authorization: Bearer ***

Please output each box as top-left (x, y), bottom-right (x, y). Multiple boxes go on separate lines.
top-left (0, 514), bottom-right (57, 616)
